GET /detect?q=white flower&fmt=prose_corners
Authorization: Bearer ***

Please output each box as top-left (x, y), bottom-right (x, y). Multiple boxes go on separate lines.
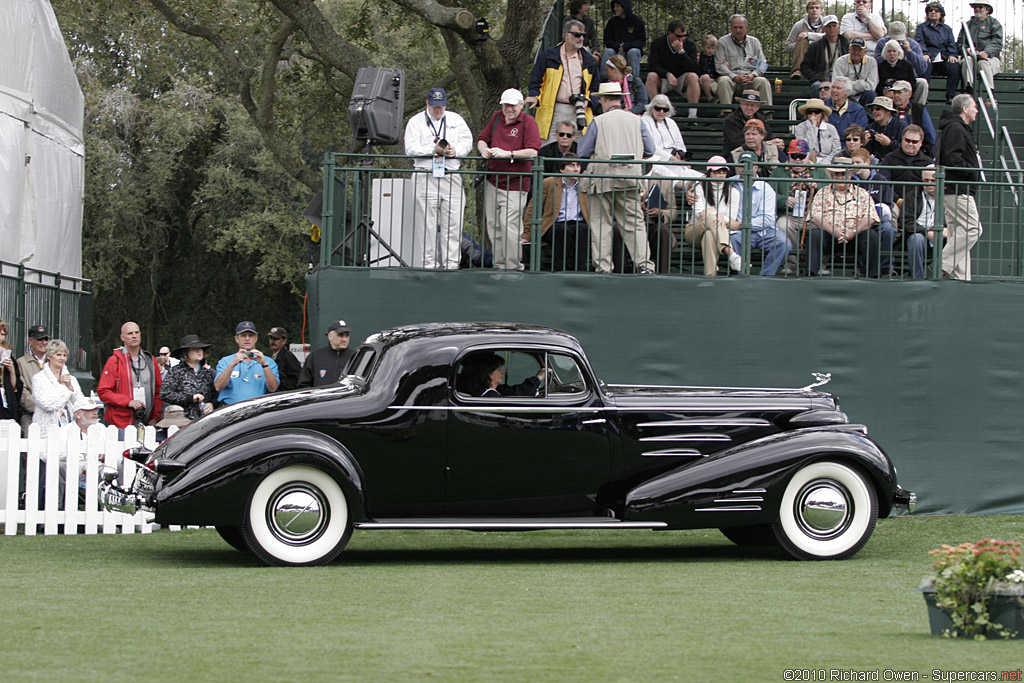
top-left (1006, 569), bottom-right (1024, 583)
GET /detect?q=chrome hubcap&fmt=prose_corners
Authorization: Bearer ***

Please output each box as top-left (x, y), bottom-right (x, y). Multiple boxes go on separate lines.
top-left (267, 484), bottom-right (328, 545)
top-left (795, 480), bottom-right (851, 539)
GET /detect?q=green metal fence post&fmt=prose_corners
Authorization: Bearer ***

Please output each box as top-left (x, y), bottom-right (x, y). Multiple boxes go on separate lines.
top-left (932, 167), bottom-right (946, 279)
top-left (740, 159), bottom-right (753, 276)
top-left (530, 163), bottom-right (544, 272)
top-left (321, 151), bottom-right (336, 268)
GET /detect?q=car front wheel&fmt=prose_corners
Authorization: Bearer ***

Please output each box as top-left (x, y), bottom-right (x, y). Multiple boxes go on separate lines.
top-left (241, 465), bottom-right (352, 566)
top-left (772, 461), bottom-right (878, 561)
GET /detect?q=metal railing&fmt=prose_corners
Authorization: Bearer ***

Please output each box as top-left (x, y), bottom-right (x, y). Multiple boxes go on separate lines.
top-left (319, 152), bottom-right (1021, 280)
top-left (0, 261), bottom-right (92, 372)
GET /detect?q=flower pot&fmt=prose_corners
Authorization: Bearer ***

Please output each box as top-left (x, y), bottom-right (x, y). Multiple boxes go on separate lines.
top-left (921, 588), bottom-right (1024, 639)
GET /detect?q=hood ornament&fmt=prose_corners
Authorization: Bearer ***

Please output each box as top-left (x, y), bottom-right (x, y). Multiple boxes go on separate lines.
top-left (802, 372), bottom-right (832, 390)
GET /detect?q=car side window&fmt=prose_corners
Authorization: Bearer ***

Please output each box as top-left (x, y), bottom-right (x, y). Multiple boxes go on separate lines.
top-left (455, 349), bottom-right (589, 400)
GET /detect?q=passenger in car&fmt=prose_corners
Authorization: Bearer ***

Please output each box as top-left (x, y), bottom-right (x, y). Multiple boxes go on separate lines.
top-left (462, 353), bottom-right (546, 397)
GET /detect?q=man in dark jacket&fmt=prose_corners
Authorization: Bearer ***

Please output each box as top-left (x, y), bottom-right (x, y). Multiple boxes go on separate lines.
top-left (267, 326), bottom-right (301, 391)
top-left (799, 15), bottom-right (848, 98)
top-left (599, 0), bottom-right (645, 79)
top-left (935, 94), bottom-right (983, 280)
top-left (299, 320), bottom-right (356, 388)
top-left (721, 90), bottom-right (782, 156)
top-left (644, 20), bottom-right (699, 117)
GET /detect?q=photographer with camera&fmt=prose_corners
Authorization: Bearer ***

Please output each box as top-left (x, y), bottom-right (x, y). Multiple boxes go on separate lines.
top-left (214, 321), bottom-right (279, 406)
top-left (527, 18), bottom-right (600, 144)
top-left (403, 87), bottom-right (474, 270)
top-left (97, 321), bottom-right (164, 429)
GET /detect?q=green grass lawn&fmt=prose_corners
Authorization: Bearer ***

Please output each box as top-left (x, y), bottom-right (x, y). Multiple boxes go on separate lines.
top-left (2, 515), bottom-right (1023, 681)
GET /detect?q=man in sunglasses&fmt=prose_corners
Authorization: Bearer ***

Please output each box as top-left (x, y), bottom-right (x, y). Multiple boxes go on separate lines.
top-left (527, 18), bottom-right (600, 143)
top-left (15, 324), bottom-right (49, 433)
top-left (876, 126), bottom-right (932, 275)
top-left (644, 20), bottom-right (699, 118)
top-left (539, 120), bottom-right (579, 174)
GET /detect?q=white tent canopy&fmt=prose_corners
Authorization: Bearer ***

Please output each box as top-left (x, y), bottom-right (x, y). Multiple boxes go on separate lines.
top-left (0, 0), bottom-right (83, 277)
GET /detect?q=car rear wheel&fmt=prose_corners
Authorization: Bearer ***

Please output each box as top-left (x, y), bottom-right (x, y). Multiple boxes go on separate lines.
top-left (719, 524), bottom-right (778, 547)
top-left (772, 461), bottom-right (877, 560)
top-left (215, 525), bottom-right (249, 552)
top-left (241, 465), bottom-right (352, 566)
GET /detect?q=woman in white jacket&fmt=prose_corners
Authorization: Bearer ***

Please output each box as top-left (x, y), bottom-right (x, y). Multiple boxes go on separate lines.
top-left (32, 339), bottom-right (84, 432)
top-left (794, 98), bottom-right (841, 163)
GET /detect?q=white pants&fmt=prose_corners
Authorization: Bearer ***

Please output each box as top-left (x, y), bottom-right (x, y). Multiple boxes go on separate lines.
top-left (411, 172), bottom-right (465, 269)
top-left (484, 182), bottom-right (528, 270)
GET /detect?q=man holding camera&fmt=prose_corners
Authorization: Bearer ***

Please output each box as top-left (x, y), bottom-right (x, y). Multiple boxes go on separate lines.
top-left (403, 87), bottom-right (474, 270)
top-left (214, 321), bottom-right (279, 406)
top-left (97, 321), bottom-right (164, 428)
top-left (527, 18), bottom-right (600, 144)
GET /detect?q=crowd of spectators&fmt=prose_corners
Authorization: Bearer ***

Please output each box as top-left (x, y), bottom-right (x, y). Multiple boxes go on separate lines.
top-left (395, 2), bottom-right (996, 278)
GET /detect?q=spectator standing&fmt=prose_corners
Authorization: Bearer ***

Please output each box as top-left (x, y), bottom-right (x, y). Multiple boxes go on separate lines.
top-left (644, 20), bottom-right (699, 118)
top-left (477, 88), bottom-right (542, 271)
top-left (729, 118), bottom-right (780, 178)
top-left (539, 120), bottom-right (579, 174)
top-left (728, 151), bottom-right (790, 277)
top-left (568, 0), bottom-right (599, 53)
top-left (832, 37), bottom-right (878, 105)
top-left (787, 0), bottom-right (826, 80)
top-left (529, 154), bottom-right (591, 272)
top-left (864, 96), bottom-right (905, 158)
top-left (886, 80), bottom-right (935, 155)
top-left (800, 16), bottom-right (848, 98)
top-left (958, 2), bottom-right (1002, 93)
top-left (715, 15), bottom-right (772, 108)
top-left (874, 24), bottom-right (930, 105)
top-left (214, 321), bottom-right (279, 405)
top-left (840, 0), bottom-right (885, 54)
top-left (935, 94), bottom-right (984, 280)
top-left (794, 98), bottom-right (841, 163)
top-left (267, 327), bottom-right (301, 391)
top-left (15, 324), bottom-right (48, 433)
top-left (697, 35), bottom-right (721, 103)
top-left (0, 318), bottom-right (18, 422)
top-left (807, 158), bottom-right (879, 276)
top-left (825, 77), bottom-right (869, 139)
top-left (600, 0), bottom-right (645, 81)
top-left (160, 334), bottom-right (216, 421)
top-left (527, 19), bottom-right (600, 143)
top-left (604, 54), bottom-right (647, 115)
top-left (299, 320), bottom-right (356, 388)
top-left (642, 95), bottom-right (686, 162)
top-left (32, 339), bottom-right (85, 431)
top-left (721, 90), bottom-right (782, 156)
top-left (97, 321), bottom-right (163, 428)
top-left (403, 87), bottom-right (474, 270)
top-left (577, 81), bottom-right (656, 274)
top-left (155, 346), bottom-right (178, 377)
top-left (915, 2), bottom-right (960, 105)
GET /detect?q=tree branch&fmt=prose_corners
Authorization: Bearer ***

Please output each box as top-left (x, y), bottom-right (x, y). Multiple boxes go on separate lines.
top-left (267, 0), bottom-right (373, 79)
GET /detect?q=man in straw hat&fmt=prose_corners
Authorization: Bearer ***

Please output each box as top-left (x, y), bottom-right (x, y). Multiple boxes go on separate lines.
top-left (807, 157), bottom-right (883, 277)
top-left (577, 81), bottom-right (656, 274)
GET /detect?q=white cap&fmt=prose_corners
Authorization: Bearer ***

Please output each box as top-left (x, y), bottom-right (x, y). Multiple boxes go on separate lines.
top-left (499, 88), bottom-right (524, 105)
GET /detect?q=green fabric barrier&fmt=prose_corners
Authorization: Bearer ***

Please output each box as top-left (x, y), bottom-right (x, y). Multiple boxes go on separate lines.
top-left (307, 268), bottom-right (1024, 516)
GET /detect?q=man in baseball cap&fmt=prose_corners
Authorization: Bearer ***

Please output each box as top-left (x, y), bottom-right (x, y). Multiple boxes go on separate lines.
top-left (214, 320), bottom-right (279, 405)
top-left (15, 324), bottom-right (50, 432)
top-left (298, 320), bottom-right (356, 388)
top-left (267, 326), bottom-right (301, 392)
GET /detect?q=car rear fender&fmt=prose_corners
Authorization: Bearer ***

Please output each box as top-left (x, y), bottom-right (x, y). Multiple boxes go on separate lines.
top-left (622, 426), bottom-right (898, 527)
top-left (154, 429), bottom-right (366, 527)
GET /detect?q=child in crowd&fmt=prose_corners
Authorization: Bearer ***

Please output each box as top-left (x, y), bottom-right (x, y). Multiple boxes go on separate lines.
top-left (697, 35), bottom-right (720, 103)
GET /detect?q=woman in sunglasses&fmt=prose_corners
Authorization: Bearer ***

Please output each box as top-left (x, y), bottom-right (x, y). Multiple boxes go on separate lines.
top-left (641, 94), bottom-right (686, 162)
top-left (838, 124), bottom-right (877, 165)
top-left (794, 98), bottom-right (841, 163)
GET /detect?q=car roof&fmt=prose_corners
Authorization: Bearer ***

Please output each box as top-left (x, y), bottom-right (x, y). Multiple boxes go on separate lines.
top-left (364, 322), bottom-right (584, 354)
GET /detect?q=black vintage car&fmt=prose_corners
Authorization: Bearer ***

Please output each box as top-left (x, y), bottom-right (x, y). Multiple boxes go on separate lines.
top-left (101, 323), bottom-right (916, 566)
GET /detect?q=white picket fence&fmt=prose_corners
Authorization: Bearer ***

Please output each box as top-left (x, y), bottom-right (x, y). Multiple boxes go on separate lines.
top-left (0, 419), bottom-right (182, 535)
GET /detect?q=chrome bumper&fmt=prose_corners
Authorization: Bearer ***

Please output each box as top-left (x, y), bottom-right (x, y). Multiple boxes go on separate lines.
top-left (99, 466), bottom-right (154, 516)
top-left (893, 486), bottom-right (918, 514)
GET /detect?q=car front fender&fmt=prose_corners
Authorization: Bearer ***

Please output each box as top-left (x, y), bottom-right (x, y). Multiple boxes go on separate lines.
top-left (623, 426), bottom-right (899, 528)
top-left (153, 428), bottom-right (366, 527)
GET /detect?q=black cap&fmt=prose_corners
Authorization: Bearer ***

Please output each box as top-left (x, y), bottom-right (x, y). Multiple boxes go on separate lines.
top-left (28, 325), bottom-right (48, 339)
top-left (326, 320), bottom-right (351, 335)
top-left (267, 326), bottom-right (288, 339)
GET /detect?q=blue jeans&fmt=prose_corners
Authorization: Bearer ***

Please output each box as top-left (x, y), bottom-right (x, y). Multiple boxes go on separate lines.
top-left (906, 232), bottom-right (930, 279)
top-left (730, 228), bottom-right (790, 276)
top-left (877, 219), bottom-right (895, 274)
top-left (601, 48), bottom-right (642, 81)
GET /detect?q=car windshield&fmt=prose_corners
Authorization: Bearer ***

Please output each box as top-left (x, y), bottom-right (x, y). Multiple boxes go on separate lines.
top-left (347, 346), bottom-right (377, 380)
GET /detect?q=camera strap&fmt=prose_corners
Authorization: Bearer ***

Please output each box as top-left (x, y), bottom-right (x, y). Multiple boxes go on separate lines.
top-left (425, 112), bottom-right (446, 144)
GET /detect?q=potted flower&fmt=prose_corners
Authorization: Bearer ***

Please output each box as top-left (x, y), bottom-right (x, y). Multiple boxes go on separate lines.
top-left (919, 538), bottom-right (1024, 639)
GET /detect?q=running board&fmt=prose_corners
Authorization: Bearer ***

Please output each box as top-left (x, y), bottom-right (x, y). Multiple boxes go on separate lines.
top-left (356, 518), bottom-right (668, 530)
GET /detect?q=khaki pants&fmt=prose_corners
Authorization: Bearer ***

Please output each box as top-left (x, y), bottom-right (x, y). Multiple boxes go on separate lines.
top-left (484, 182), bottom-right (527, 270)
top-left (589, 188), bottom-right (653, 273)
top-left (962, 56), bottom-right (1001, 92)
top-left (716, 75), bottom-right (773, 107)
top-left (942, 193), bottom-right (983, 280)
top-left (791, 37), bottom-right (810, 75)
top-left (685, 209), bottom-right (731, 276)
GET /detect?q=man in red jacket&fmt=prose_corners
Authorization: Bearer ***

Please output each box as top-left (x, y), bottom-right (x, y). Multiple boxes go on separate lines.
top-left (97, 321), bottom-right (163, 428)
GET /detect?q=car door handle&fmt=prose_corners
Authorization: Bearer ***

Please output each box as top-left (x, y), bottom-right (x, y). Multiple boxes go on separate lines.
top-left (582, 418), bottom-right (606, 425)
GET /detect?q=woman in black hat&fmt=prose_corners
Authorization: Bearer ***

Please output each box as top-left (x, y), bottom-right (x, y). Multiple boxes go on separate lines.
top-left (159, 334), bottom-right (216, 421)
